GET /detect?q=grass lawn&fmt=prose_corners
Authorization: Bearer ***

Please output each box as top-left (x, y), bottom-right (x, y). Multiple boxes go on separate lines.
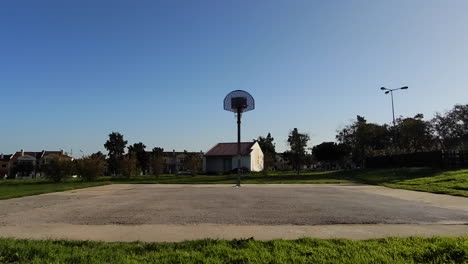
top-left (0, 179), bottom-right (110, 200)
top-left (0, 237), bottom-right (466, 264)
top-left (105, 171), bottom-right (351, 185)
top-left (342, 168), bottom-right (468, 197)
top-left (1, 168), bottom-right (467, 200)
top-left (381, 170), bottom-right (468, 197)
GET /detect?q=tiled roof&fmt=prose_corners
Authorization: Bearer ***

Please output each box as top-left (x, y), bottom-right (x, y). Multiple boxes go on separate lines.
top-left (205, 142), bottom-right (255, 156)
top-left (11, 152), bottom-right (40, 160)
top-left (41, 151), bottom-right (64, 158)
top-left (10, 151), bottom-right (68, 160)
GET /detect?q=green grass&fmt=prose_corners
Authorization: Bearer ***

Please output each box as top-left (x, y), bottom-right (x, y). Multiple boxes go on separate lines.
top-left (383, 170), bottom-right (468, 197)
top-left (104, 171), bottom-right (351, 185)
top-left (0, 179), bottom-right (110, 200)
top-left (0, 237), bottom-right (466, 264)
top-left (339, 168), bottom-right (468, 197)
top-left (1, 168), bottom-right (467, 200)
top-left (106, 168), bottom-right (468, 197)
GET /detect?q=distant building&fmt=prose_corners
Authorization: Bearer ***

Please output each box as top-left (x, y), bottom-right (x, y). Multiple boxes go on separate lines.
top-left (163, 150), bottom-right (203, 174)
top-left (274, 153), bottom-right (290, 170)
top-left (6, 150), bottom-right (72, 179)
top-left (146, 150), bottom-right (203, 174)
top-left (203, 142), bottom-right (264, 173)
top-left (0, 154), bottom-right (12, 179)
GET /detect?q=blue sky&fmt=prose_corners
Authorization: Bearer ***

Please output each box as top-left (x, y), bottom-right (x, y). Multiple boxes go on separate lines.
top-left (1, 0), bottom-right (467, 156)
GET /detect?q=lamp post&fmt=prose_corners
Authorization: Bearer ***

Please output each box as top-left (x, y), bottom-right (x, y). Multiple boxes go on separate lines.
top-left (380, 86), bottom-right (408, 126)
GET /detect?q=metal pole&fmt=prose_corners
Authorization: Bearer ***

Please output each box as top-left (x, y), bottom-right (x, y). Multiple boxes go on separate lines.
top-left (390, 90), bottom-right (395, 126)
top-left (390, 90), bottom-right (397, 146)
top-left (236, 108), bottom-right (241, 187)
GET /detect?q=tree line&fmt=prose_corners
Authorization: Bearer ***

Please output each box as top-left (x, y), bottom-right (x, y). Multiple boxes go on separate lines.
top-left (38, 132), bottom-right (202, 182)
top-left (22, 103), bottom-right (468, 181)
top-left (336, 104), bottom-right (468, 166)
top-left (24, 153), bottom-right (107, 183)
top-left (103, 132), bottom-right (201, 178)
top-left (256, 104), bottom-right (468, 172)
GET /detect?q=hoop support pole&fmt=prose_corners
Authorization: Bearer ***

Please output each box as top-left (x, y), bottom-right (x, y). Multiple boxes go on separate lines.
top-left (236, 108), bottom-right (242, 187)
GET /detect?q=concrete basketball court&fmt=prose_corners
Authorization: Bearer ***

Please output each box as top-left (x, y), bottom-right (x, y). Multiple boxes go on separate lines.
top-left (0, 184), bottom-right (467, 241)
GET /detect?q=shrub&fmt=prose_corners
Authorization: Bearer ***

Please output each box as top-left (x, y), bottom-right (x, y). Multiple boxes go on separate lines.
top-left (150, 155), bottom-right (163, 177)
top-left (41, 155), bottom-right (73, 182)
top-left (183, 151), bottom-right (202, 176)
top-left (119, 154), bottom-right (138, 179)
top-left (75, 156), bottom-right (107, 182)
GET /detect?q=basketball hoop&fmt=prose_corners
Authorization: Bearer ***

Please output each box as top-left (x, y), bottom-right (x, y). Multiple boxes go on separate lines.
top-left (223, 90), bottom-right (255, 187)
top-left (224, 90), bottom-right (255, 113)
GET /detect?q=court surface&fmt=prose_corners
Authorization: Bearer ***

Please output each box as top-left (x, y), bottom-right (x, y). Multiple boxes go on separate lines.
top-left (1, 184), bottom-right (467, 241)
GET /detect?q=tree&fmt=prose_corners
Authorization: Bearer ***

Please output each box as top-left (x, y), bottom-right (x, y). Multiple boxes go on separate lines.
top-left (120, 152), bottom-right (138, 179)
top-left (128, 142), bottom-right (149, 175)
top-left (255, 133), bottom-right (276, 172)
top-left (304, 150), bottom-right (314, 169)
top-left (150, 147), bottom-right (164, 177)
top-left (336, 116), bottom-right (391, 166)
top-left (104, 132), bottom-right (127, 176)
top-left (75, 155), bottom-right (107, 182)
top-left (42, 155), bottom-right (73, 182)
top-left (395, 114), bottom-right (433, 152)
top-left (14, 162), bottom-right (35, 177)
top-left (90, 151), bottom-right (107, 165)
top-left (431, 104), bottom-right (468, 150)
top-left (287, 128), bottom-right (310, 174)
top-left (312, 142), bottom-right (347, 163)
top-left (183, 151), bottom-right (202, 176)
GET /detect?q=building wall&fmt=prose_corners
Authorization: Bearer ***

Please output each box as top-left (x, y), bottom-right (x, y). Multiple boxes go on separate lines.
top-left (204, 142), bottom-right (265, 173)
top-left (230, 156), bottom-right (251, 170)
top-left (0, 161), bottom-right (9, 178)
top-left (15, 155), bottom-right (38, 178)
top-left (205, 155), bottom-right (262, 172)
top-left (249, 142), bottom-right (264, 172)
top-left (205, 156), bottom-right (231, 172)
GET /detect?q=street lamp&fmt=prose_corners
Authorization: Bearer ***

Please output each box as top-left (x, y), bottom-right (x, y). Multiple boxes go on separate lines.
top-left (380, 86), bottom-right (408, 126)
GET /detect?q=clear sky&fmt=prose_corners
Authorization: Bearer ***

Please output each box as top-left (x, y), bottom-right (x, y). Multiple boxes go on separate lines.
top-left (1, 0), bottom-right (468, 156)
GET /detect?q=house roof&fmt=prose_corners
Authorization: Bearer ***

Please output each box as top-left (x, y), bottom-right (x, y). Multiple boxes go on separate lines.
top-left (41, 151), bottom-right (64, 158)
top-left (10, 150), bottom-right (69, 161)
top-left (0, 154), bottom-right (12, 161)
top-left (205, 142), bottom-right (256, 156)
top-left (11, 152), bottom-right (41, 160)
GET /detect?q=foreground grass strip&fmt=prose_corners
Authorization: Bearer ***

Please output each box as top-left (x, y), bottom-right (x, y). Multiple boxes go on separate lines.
top-left (0, 180), bottom-right (110, 200)
top-left (0, 237), bottom-right (467, 264)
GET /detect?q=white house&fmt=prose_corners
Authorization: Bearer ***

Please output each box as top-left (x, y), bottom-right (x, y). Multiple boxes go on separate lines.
top-left (203, 142), bottom-right (264, 173)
